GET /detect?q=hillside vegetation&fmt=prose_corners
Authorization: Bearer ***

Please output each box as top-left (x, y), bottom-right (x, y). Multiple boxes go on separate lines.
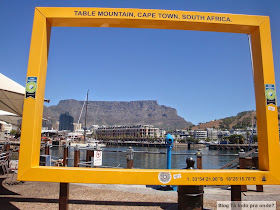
top-left (192, 106), bottom-right (280, 130)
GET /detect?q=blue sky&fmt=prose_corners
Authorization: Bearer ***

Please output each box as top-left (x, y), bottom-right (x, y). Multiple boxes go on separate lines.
top-left (0, 0), bottom-right (279, 125)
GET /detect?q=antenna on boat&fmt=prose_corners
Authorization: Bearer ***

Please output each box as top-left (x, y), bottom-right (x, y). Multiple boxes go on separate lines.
top-left (84, 89), bottom-right (89, 142)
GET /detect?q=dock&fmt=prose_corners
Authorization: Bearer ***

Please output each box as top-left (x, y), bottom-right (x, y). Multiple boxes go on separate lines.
top-left (104, 141), bottom-right (166, 148)
top-left (103, 141), bottom-right (207, 149)
top-left (208, 144), bottom-right (258, 150)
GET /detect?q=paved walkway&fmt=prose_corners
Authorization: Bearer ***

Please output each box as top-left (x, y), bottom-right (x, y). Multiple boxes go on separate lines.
top-left (0, 175), bottom-right (279, 209)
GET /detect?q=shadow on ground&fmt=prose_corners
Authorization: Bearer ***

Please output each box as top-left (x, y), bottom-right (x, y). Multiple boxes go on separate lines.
top-left (0, 177), bottom-right (176, 209)
top-left (0, 197), bottom-right (177, 209)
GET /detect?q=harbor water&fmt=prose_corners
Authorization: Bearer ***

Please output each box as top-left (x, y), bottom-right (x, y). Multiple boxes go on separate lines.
top-left (49, 145), bottom-right (238, 169)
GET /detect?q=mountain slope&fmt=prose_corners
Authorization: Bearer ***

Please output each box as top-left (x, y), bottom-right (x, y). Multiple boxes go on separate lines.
top-left (192, 107), bottom-right (280, 130)
top-left (43, 100), bottom-right (191, 130)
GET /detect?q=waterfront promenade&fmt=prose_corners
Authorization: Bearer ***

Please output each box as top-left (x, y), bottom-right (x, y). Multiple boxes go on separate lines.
top-left (0, 174), bottom-right (280, 209)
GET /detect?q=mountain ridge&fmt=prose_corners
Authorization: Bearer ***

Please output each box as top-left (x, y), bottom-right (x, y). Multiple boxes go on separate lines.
top-left (43, 99), bottom-right (191, 130)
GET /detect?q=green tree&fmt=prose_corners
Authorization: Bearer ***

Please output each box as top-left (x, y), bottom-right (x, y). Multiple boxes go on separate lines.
top-left (228, 134), bottom-right (244, 144)
top-left (253, 135), bottom-right (258, 143)
top-left (187, 137), bottom-right (195, 143)
top-left (205, 137), bottom-right (211, 142)
top-left (10, 129), bottom-right (17, 136)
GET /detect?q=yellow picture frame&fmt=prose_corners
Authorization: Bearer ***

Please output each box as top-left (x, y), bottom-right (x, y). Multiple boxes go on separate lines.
top-left (18, 7), bottom-right (279, 185)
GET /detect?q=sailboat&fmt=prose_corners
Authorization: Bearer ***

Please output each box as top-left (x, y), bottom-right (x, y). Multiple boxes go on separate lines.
top-left (69, 90), bottom-right (106, 148)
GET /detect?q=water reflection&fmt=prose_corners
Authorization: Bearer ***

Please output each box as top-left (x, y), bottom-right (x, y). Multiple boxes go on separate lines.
top-left (49, 145), bottom-right (238, 169)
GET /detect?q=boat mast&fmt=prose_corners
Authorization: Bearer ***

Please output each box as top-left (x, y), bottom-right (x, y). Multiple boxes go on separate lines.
top-left (84, 89), bottom-right (89, 142)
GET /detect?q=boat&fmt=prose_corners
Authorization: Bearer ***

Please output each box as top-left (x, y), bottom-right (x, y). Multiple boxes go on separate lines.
top-left (71, 90), bottom-right (106, 149)
top-left (87, 139), bottom-right (106, 147)
top-left (70, 141), bottom-right (105, 148)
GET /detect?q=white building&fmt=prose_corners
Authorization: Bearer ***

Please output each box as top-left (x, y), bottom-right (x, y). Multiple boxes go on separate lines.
top-left (194, 130), bottom-right (207, 140)
top-left (218, 130), bottom-right (230, 138)
top-left (206, 128), bottom-right (218, 140)
top-left (73, 123), bottom-right (82, 132)
top-left (169, 130), bottom-right (189, 140)
top-left (96, 125), bottom-right (161, 139)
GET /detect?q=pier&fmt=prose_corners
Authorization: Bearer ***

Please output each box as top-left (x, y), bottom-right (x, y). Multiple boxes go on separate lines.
top-left (104, 141), bottom-right (166, 148)
top-left (103, 141), bottom-right (207, 149)
top-left (208, 144), bottom-right (258, 150)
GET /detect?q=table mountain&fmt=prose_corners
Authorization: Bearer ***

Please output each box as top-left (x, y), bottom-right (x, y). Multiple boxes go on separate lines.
top-left (43, 100), bottom-right (191, 130)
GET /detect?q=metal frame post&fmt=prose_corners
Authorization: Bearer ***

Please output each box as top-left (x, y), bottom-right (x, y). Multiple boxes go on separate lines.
top-left (231, 185), bottom-right (242, 201)
top-left (59, 183), bottom-right (69, 210)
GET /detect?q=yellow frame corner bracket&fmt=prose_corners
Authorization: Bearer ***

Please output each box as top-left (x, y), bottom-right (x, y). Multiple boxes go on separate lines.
top-left (18, 7), bottom-right (279, 185)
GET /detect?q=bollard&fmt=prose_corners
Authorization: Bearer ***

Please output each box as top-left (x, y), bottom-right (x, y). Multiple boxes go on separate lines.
top-left (178, 157), bottom-right (204, 210)
top-left (63, 145), bottom-right (68, 167)
top-left (252, 149), bottom-right (259, 168)
top-left (59, 183), bottom-right (69, 210)
top-left (252, 149), bottom-right (263, 192)
top-left (7, 141), bottom-right (10, 151)
top-left (127, 147), bottom-right (134, 169)
top-left (196, 149), bottom-right (202, 169)
top-left (45, 142), bottom-right (50, 155)
top-left (74, 146), bottom-right (80, 167)
top-left (4, 141), bottom-right (10, 152)
top-left (238, 149), bottom-right (247, 192)
top-left (86, 149), bottom-right (94, 162)
top-left (5, 141), bottom-right (11, 168)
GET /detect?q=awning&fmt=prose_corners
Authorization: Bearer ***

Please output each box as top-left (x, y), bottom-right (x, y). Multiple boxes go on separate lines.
top-left (0, 73), bottom-right (49, 117)
top-left (0, 73), bottom-right (25, 116)
top-left (0, 110), bottom-right (21, 125)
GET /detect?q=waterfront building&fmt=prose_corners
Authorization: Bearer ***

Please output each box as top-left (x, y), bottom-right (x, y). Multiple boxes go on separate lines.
top-left (42, 118), bottom-right (52, 130)
top-left (0, 121), bottom-right (12, 133)
top-left (59, 112), bottom-right (74, 131)
top-left (188, 130), bottom-right (194, 138)
top-left (206, 128), bottom-right (218, 140)
top-left (96, 125), bottom-right (162, 140)
top-left (89, 125), bottom-right (100, 138)
top-left (169, 129), bottom-right (189, 140)
top-left (73, 123), bottom-right (82, 132)
top-left (194, 130), bottom-right (207, 140)
top-left (218, 130), bottom-right (230, 139)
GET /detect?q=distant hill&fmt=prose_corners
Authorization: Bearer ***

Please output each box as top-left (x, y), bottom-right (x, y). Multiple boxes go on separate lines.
top-left (192, 106), bottom-right (280, 130)
top-left (43, 100), bottom-right (192, 130)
